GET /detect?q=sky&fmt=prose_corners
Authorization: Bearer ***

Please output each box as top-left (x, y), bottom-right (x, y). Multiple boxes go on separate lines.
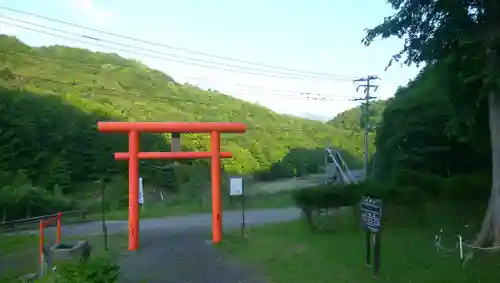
top-left (0, 0), bottom-right (420, 121)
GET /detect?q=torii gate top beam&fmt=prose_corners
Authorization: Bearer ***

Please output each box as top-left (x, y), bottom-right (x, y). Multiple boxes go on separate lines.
top-left (97, 121), bottom-right (247, 133)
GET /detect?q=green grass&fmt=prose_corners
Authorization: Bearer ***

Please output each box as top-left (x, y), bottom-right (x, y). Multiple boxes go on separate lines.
top-left (85, 190), bottom-right (295, 221)
top-left (221, 212), bottom-right (500, 283)
top-left (0, 234), bottom-right (39, 257)
top-left (0, 232), bottom-right (127, 281)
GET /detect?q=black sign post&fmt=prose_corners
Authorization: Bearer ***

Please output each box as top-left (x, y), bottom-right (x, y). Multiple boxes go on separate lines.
top-left (360, 196), bottom-right (382, 276)
top-left (365, 230), bottom-right (371, 267)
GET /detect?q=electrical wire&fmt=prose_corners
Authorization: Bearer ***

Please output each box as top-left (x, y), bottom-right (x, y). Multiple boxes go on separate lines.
top-left (0, 64), bottom-right (351, 103)
top-left (1, 74), bottom-right (359, 133)
top-left (0, 50), bottom-right (353, 100)
top-left (0, 6), bottom-right (357, 80)
top-left (0, 17), bottom-right (355, 82)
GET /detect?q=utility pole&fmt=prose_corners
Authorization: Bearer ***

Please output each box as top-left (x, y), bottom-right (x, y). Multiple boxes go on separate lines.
top-left (353, 75), bottom-right (380, 179)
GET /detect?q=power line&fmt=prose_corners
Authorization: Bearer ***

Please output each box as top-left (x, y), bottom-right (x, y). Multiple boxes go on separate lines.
top-left (0, 6), bottom-right (357, 80)
top-left (0, 16), bottom-right (355, 82)
top-left (0, 53), bottom-right (351, 102)
top-left (2, 73), bottom-right (360, 133)
top-left (0, 50), bottom-right (351, 100)
top-left (353, 75), bottom-right (379, 178)
top-left (234, 84), bottom-right (348, 98)
top-left (0, 19), bottom-right (321, 81)
top-left (11, 73), bottom-right (345, 103)
top-left (0, 15), bottom-right (337, 80)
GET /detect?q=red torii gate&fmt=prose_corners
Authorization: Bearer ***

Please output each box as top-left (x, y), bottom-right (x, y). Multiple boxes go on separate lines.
top-left (97, 121), bottom-right (247, 251)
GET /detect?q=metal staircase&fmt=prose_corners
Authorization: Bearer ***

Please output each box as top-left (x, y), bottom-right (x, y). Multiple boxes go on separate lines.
top-left (324, 147), bottom-right (356, 185)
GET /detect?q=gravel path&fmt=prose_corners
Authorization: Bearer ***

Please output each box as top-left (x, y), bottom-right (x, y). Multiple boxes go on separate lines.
top-left (118, 229), bottom-right (268, 283)
top-left (7, 207), bottom-right (302, 283)
top-left (11, 207), bottom-right (301, 238)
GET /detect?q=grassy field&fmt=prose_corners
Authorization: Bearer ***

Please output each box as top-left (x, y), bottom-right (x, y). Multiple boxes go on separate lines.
top-left (220, 211), bottom-right (500, 283)
top-left (0, 232), bottom-right (128, 281)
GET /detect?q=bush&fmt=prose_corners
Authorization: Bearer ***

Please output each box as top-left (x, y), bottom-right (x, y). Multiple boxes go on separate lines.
top-left (293, 185), bottom-right (356, 210)
top-left (0, 183), bottom-right (72, 221)
top-left (292, 172), bottom-right (493, 230)
top-left (292, 180), bottom-right (432, 228)
top-left (52, 256), bottom-right (120, 283)
top-left (440, 170), bottom-right (491, 202)
top-left (292, 185), bottom-right (360, 229)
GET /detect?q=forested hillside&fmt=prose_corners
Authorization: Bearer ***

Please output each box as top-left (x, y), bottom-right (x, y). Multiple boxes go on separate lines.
top-left (327, 100), bottom-right (387, 132)
top-left (0, 35), bottom-right (370, 219)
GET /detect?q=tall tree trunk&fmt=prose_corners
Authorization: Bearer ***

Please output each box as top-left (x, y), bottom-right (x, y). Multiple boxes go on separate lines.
top-left (473, 90), bottom-right (500, 247)
top-left (474, 0), bottom-right (500, 246)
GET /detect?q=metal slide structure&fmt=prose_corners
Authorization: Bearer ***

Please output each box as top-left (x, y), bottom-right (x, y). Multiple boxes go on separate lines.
top-left (324, 147), bottom-right (357, 185)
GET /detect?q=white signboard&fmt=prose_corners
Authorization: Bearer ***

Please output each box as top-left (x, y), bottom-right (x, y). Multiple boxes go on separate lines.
top-left (138, 177), bottom-right (144, 204)
top-left (229, 176), bottom-right (243, 196)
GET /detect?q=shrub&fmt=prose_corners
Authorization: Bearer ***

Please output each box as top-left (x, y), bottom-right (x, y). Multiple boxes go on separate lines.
top-left (440, 170), bottom-right (490, 202)
top-left (293, 185), bottom-right (356, 210)
top-left (293, 185), bottom-right (360, 229)
top-left (0, 182), bottom-right (72, 221)
top-left (52, 256), bottom-right (120, 283)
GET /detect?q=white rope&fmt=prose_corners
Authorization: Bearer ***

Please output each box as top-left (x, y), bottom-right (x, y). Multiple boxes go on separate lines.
top-left (462, 242), bottom-right (500, 250)
top-left (434, 230), bottom-right (458, 253)
top-left (435, 227), bottom-right (500, 260)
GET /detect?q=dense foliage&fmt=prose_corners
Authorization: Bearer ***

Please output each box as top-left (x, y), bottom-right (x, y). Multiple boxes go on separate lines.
top-left (327, 100), bottom-right (386, 133)
top-left (362, 0), bottom-right (500, 245)
top-left (0, 35), bottom-right (369, 219)
top-left (373, 64), bottom-right (490, 181)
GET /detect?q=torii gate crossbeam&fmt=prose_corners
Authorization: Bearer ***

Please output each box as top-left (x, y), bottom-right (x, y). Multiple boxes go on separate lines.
top-left (97, 121), bottom-right (247, 251)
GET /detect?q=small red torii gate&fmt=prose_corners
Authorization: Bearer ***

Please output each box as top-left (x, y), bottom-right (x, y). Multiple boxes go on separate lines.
top-left (97, 121), bottom-right (247, 251)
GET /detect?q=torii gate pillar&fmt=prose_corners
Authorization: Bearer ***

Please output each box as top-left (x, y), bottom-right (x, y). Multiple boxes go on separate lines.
top-left (97, 122), bottom-right (247, 251)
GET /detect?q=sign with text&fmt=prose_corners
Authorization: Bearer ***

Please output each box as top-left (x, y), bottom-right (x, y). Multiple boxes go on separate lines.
top-left (360, 196), bottom-right (382, 232)
top-left (138, 177), bottom-right (144, 205)
top-left (229, 176), bottom-right (243, 196)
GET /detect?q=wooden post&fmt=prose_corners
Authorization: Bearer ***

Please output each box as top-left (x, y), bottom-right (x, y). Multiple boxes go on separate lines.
top-left (39, 220), bottom-right (45, 276)
top-left (56, 212), bottom-right (62, 244)
top-left (211, 131), bottom-right (222, 244)
top-left (128, 130), bottom-right (140, 251)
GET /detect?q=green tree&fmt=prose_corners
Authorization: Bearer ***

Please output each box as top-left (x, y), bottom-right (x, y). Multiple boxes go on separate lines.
top-left (364, 0), bottom-right (500, 246)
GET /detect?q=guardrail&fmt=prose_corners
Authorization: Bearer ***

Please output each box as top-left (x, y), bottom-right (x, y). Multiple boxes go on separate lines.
top-left (0, 210), bottom-right (86, 229)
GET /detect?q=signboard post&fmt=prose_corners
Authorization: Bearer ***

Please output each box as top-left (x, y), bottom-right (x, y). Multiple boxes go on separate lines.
top-left (360, 196), bottom-right (382, 276)
top-left (138, 177), bottom-right (144, 209)
top-left (229, 176), bottom-right (245, 236)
